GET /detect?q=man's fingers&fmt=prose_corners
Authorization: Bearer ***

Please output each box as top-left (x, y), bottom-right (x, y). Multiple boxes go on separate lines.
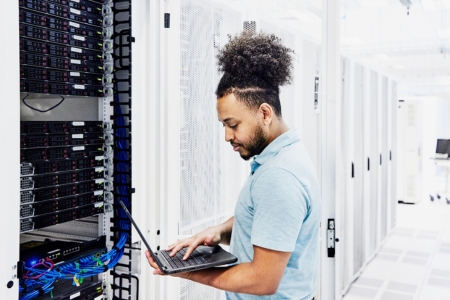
top-left (145, 250), bottom-right (152, 262)
top-left (145, 250), bottom-right (162, 273)
top-left (182, 236), bottom-right (204, 259)
top-left (170, 241), bottom-right (189, 256)
top-left (153, 269), bottom-right (164, 275)
top-left (182, 235), bottom-right (217, 259)
top-left (145, 250), bottom-right (155, 264)
top-left (167, 234), bottom-right (217, 259)
top-left (169, 244), bottom-right (182, 256)
top-left (166, 240), bottom-right (182, 251)
top-left (182, 246), bottom-right (194, 260)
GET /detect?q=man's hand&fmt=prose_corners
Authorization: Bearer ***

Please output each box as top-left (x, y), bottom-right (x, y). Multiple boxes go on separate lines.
top-left (166, 217), bottom-right (234, 260)
top-left (145, 217), bottom-right (233, 278)
top-left (166, 227), bottom-right (220, 260)
top-left (145, 250), bottom-right (164, 275)
top-left (146, 245), bottom-right (290, 295)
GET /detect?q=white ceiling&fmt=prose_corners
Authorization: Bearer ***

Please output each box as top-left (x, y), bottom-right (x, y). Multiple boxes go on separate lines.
top-left (233, 0), bottom-right (450, 98)
top-left (340, 0), bottom-right (450, 98)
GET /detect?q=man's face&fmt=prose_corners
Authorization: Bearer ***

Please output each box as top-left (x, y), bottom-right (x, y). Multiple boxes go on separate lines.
top-left (217, 93), bottom-right (268, 160)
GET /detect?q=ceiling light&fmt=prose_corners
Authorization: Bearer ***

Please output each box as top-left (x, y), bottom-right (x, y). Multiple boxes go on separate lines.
top-left (373, 53), bottom-right (390, 60)
top-left (398, 0), bottom-right (412, 8)
top-left (437, 28), bottom-right (450, 39)
top-left (341, 36), bottom-right (366, 46)
top-left (392, 64), bottom-right (406, 70)
top-left (421, 0), bottom-right (436, 10)
top-left (399, 0), bottom-right (412, 14)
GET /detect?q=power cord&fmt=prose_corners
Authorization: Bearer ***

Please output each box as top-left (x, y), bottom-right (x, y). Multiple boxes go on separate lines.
top-left (21, 94), bottom-right (66, 113)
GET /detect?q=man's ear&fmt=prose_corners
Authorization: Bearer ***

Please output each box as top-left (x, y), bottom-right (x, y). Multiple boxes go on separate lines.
top-left (259, 103), bottom-right (273, 125)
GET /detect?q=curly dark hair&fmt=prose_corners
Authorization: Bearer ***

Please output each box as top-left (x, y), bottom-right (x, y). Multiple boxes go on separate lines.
top-left (215, 31), bottom-right (294, 117)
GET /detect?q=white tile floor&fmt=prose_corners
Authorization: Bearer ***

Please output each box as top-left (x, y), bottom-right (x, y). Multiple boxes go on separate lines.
top-left (342, 194), bottom-right (450, 300)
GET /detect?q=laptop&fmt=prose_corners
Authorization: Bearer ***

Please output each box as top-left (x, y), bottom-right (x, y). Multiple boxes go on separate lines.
top-left (119, 201), bottom-right (238, 274)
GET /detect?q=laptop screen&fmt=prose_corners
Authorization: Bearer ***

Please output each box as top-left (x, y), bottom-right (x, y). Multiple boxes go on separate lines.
top-left (119, 201), bottom-right (156, 258)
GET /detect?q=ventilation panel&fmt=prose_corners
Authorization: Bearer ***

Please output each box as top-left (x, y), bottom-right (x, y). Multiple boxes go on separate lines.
top-left (178, 1), bottom-right (242, 299)
top-left (243, 20), bottom-right (256, 32)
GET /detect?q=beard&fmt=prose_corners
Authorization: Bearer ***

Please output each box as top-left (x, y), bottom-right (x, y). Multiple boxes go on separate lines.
top-left (234, 124), bottom-right (268, 161)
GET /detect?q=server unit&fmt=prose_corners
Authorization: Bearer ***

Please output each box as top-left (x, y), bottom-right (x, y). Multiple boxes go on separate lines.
top-left (397, 100), bottom-right (423, 204)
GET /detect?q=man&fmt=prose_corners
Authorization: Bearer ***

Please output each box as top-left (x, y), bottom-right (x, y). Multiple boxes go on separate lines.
top-left (147, 31), bottom-right (320, 300)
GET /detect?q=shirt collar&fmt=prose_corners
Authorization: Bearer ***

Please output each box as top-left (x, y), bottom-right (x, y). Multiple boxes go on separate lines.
top-left (250, 129), bottom-right (300, 174)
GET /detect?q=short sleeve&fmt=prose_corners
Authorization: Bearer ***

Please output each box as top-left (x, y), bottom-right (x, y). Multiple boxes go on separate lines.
top-left (250, 167), bottom-right (310, 252)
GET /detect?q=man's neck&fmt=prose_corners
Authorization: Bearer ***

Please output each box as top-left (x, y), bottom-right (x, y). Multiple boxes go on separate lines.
top-left (266, 120), bottom-right (290, 145)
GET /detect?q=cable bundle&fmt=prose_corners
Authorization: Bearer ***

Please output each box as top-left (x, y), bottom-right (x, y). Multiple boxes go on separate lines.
top-left (19, 259), bottom-right (58, 300)
top-left (19, 232), bottom-right (128, 299)
top-left (113, 85), bottom-right (132, 234)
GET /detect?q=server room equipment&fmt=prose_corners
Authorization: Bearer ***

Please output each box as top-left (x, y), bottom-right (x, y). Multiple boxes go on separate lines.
top-left (14, 0), bottom-right (136, 299)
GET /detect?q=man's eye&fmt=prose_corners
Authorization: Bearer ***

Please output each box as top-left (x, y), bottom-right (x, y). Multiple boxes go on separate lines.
top-left (229, 124), bottom-right (238, 129)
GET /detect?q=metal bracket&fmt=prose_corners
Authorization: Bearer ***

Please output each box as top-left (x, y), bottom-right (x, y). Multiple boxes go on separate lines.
top-left (16, 261), bottom-right (23, 280)
top-left (164, 13), bottom-right (170, 28)
top-left (314, 76), bottom-right (319, 110)
top-left (327, 219), bottom-right (335, 257)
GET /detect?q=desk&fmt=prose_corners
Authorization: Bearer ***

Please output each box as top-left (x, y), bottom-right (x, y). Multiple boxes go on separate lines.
top-left (432, 159), bottom-right (450, 204)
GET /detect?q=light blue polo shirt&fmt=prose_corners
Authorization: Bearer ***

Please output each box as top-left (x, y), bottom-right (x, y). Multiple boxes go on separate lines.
top-left (226, 129), bottom-right (320, 300)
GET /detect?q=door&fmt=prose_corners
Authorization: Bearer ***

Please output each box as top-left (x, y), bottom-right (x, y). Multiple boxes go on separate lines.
top-left (397, 100), bottom-right (423, 204)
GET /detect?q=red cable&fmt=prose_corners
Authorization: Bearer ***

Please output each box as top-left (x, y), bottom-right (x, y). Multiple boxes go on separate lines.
top-left (24, 258), bottom-right (54, 280)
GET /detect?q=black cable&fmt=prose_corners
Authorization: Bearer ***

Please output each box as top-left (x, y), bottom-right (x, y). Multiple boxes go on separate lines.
top-left (22, 94), bottom-right (66, 113)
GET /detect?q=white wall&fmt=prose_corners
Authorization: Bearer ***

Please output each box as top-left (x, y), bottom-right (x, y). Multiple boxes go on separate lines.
top-left (0, 1), bottom-right (20, 298)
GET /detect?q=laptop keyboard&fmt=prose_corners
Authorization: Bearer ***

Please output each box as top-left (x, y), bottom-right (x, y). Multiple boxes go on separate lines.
top-left (160, 248), bottom-right (210, 269)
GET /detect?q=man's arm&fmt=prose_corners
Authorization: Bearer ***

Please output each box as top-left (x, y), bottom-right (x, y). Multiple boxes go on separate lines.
top-left (167, 217), bottom-right (234, 259)
top-left (146, 244), bottom-right (291, 295)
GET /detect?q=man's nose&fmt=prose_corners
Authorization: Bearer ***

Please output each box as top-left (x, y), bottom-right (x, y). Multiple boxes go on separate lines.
top-left (224, 127), bottom-right (233, 142)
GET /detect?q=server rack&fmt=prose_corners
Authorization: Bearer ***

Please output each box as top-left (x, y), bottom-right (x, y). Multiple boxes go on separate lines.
top-left (1, 0), bottom-right (137, 299)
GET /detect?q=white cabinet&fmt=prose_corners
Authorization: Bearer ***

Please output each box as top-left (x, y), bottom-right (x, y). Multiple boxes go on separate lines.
top-left (337, 62), bottom-right (398, 296)
top-left (397, 100), bottom-right (423, 204)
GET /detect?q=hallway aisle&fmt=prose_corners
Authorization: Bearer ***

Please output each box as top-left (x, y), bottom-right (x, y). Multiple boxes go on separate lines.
top-left (342, 196), bottom-right (450, 300)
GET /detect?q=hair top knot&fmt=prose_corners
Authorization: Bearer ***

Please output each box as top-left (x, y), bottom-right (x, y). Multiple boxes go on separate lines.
top-left (216, 31), bottom-right (294, 90)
